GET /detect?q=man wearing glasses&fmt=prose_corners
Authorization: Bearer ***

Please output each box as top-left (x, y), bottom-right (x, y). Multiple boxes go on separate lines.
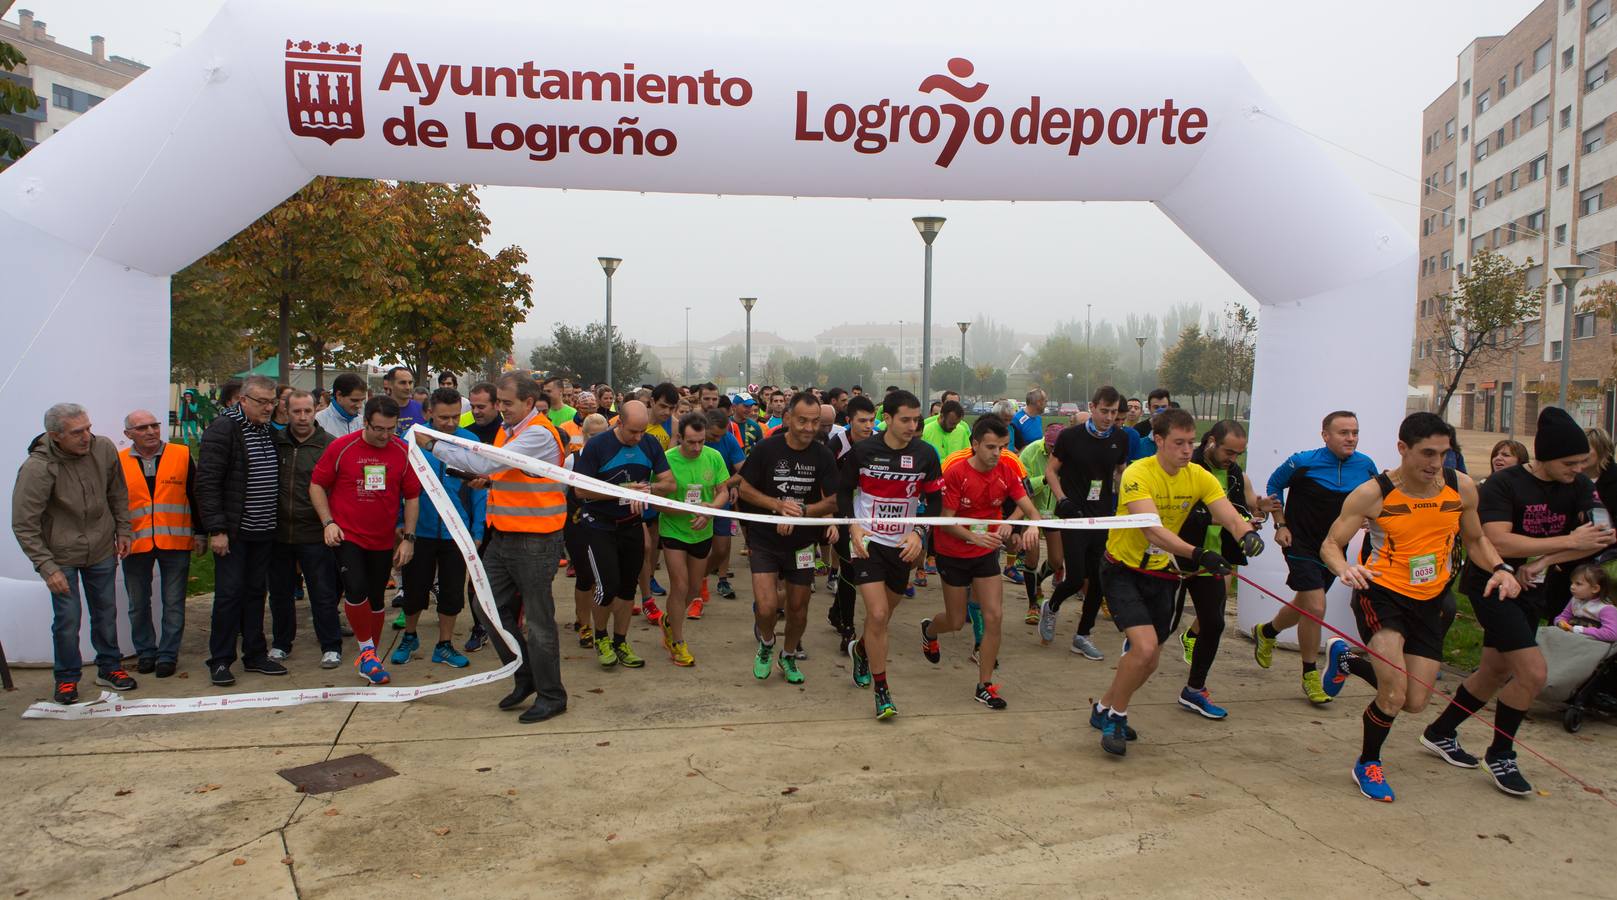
top-left (197, 374), bottom-right (287, 686)
top-left (117, 409), bottom-right (202, 680)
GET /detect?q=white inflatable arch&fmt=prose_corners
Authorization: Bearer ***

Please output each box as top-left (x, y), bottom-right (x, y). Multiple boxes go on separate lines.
top-left (0, 1), bottom-right (1412, 662)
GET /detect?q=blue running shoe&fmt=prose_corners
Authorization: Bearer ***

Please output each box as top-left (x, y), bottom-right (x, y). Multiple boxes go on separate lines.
top-left (1352, 759), bottom-right (1395, 802)
top-left (356, 649), bottom-right (391, 685)
top-left (1323, 638), bottom-right (1351, 698)
top-left (390, 632), bottom-right (420, 666)
top-left (904, 585), bottom-right (915, 599)
top-left (1089, 705), bottom-right (1138, 740)
top-left (432, 640), bottom-right (470, 668)
top-left (465, 623), bottom-right (488, 653)
top-left (1003, 565), bottom-right (1025, 585)
top-left (967, 601), bottom-right (985, 646)
top-left (716, 578), bottom-right (736, 600)
top-left (848, 638), bottom-right (872, 688)
top-left (1178, 686), bottom-right (1229, 720)
top-left (650, 577), bottom-right (667, 597)
top-left (1101, 713), bottom-right (1130, 756)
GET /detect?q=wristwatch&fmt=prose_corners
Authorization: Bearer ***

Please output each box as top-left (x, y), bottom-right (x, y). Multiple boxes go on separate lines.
top-left (1493, 562), bottom-right (1515, 574)
top-left (400, 532), bottom-right (416, 542)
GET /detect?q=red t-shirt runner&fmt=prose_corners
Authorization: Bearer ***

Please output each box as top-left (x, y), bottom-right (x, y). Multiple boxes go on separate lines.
top-left (934, 453), bottom-right (1027, 559)
top-left (310, 431), bottom-right (422, 551)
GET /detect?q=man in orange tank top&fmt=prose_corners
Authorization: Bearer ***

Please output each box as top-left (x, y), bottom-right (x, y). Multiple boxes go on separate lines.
top-left (1320, 412), bottom-right (1517, 803)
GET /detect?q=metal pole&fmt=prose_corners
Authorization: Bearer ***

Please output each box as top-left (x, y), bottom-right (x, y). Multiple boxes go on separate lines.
top-left (1508, 343), bottom-right (1519, 440)
top-left (898, 321), bottom-right (904, 390)
top-left (1085, 303), bottom-right (1092, 401)
top-left (684, 306), bottom-right (691, 385)
top-left (1559, 276), bottom-right (1580, 410)
top-left (745, 306), bottom-right (753, 387)
top-left (921, 242), bottom-right (933, 407)
top-left (604, 273), bottom-right (614, 390)
top-left (960, 329), bottom-right (968, 397)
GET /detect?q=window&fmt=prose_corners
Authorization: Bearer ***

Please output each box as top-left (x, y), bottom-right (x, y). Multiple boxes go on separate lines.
top-left (1589, 58), bottom-right (1609, 92)
top-left (1566, 46), bottom-right (1577, 70)
top-left (1507, 222), bottom-right (1519, 243)
top-left (1555, 283), bottom-right (1567, 303)
top-left (1586, 121), bottom-right (1606, 152)
top-left (1583, 183), bottom-right (1605, 215)
top-left (1444, 161), bottom-right (1455, 184)
top-left (1536, 39), bottom-right (1554, 71)
top-left (1463, 78), bottom-right (1472, 97)
top-left (1530, 155), bottom-right (1547, 181)
top-left (1497, 127), bottom-right (1507, 148)
top-left (1459, 217), bottom-right (1467, 233)
top-left (1495, 177), bottom-right (1504, 200)
top-left (1462, 124), bottom-right (1470, 142)
top-left (1515, 63), bottom-right (1524, 87)
top-left (1556, 223), bottom-right (1569, 244)
top-left (1531, 96), bottom-right (1551, 128)
top-left (1500, 77), bottom-right (1508, 97)
top-left (1442, 205), bottom-right (1454, 226)
top-left (1474, 187), bottom-right (1488, 209)
top-left (1422, 217), bottom-right (1432, 236)
top-left (1552, 340), bottom-right (1564, 360)
top-left (1446, 117), bottom-right (1456, 139)
top-left (1593, 0), bottom-right (1610, 27)
top-left (1478, 89), bottom-right (1492, 112)
top-left (1441, 250), bottom-right (1452, 270)
top-left (1560, 164), bottom-right (1572, 186)
top-left (1563, 105), bottom-right (1574, 128)
top-left (1577, 312), bottom-right (1597, 338)
top-left (1525, 320), bottom-right (1544, 345)
top-left (1528, 265), bottom-right (1546, 290)
top-left (1528, 209), bottom-right (1546, 233)
top-left (1580, 248), bottom-right (1601, 270)
top-left (1472, 235), bottom-right (1488, 254)
top-left (1510, 170), bottom-right (1520, 191)
top-left (49, 84), bottom-right (102, 113)
top-left (1461, 171), bottom-right (1469, 188)
top-left (1476, 139), bottom-right (1490, 162)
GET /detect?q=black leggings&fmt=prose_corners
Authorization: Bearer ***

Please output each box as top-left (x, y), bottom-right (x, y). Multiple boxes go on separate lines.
top-left (1180, 575), bottom-right (1227, 690)
top-left (583, 524), bottom-right (643, 606)
top-left (336, 542), bottom-right (393, 612)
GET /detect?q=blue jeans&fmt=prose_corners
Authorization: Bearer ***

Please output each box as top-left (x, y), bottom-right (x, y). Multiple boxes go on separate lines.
top-left (122, 549), bottom-right (190, 663)
top-left (269, 541), bottom-right (343, 654)
top-left (50, 556), bottom-right (120, 683)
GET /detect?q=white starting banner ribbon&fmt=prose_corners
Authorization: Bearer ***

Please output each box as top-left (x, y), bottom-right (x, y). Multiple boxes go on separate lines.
top-left (22, 435), bottom-right (520, 720)
top-left (414, 424), bottom-right (1162, 532)
top-left (22, 423), bottom-right (1157, 720)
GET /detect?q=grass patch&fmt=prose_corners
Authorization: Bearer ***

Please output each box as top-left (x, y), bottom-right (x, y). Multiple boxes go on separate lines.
top-left (1445, 586), bottom-right (1483, 672)
top-left (187, 550), bottom-right (215, 597)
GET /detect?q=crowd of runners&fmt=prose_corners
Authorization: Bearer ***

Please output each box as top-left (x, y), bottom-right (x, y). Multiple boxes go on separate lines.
top-left (18, 369), bottom-right (1616, 803)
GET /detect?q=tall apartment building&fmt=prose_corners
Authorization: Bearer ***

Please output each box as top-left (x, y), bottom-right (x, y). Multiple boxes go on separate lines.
top-left (0, 9), bottom-right (146, 158)
top-left (1416, 0), bottom-right (1617, 435)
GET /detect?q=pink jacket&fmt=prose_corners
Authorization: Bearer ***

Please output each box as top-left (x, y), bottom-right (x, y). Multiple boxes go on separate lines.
top-left (1555, 597), bottom-right (1617, 642)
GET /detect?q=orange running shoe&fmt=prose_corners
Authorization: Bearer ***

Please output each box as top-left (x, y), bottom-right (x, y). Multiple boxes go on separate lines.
top-left (687, 596), bottom-right (706, 620)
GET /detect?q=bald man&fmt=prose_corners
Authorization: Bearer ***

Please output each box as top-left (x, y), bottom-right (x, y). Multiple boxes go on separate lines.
top-left (119, 408), bottom-right (201, 678)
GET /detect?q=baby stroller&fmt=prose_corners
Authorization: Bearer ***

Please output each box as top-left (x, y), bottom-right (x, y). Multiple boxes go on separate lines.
top-left (1538, 624), bottom-right (1617, 733)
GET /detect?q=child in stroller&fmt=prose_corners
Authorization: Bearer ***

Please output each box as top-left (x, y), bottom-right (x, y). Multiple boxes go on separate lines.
top-left (1540, 563), bottom-right (1617, 732)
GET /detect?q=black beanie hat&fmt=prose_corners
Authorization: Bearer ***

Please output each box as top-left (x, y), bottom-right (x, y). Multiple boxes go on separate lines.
top-left (1535, 407), bottom-right (1590, 462)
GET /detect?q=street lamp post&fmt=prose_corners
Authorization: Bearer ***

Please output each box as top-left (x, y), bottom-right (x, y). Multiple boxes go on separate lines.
top-left (598, 257), bottom-right (621, 389)
top-left (1084, 303), bottom-right (1092, 401)
top-left (683, 306), bottom-right (692, 385)
top-left (1066, 372), bottom-right (1074, 405)
top-left (1135, 335), bottom-right (1147, 394)
top-left (913, 216), bottom-right (946, 407)
top-left (897, 320), bottom-right (904, 391)
top-left (957, 321), bottom-right (971, 398)
top-left (1554, 264), bottom-right (1589, 411)
top-left (740, 297), bottom-right (757, 388)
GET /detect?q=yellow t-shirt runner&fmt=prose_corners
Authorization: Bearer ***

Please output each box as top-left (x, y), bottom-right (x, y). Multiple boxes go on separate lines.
top-left (1105, 455), bottom-right (1227, 571)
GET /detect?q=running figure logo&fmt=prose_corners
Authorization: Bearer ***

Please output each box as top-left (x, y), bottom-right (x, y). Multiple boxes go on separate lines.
top-left (285, 40), bottom-right (365, 145)
top-left (918, 58), bottom-right (988, 102)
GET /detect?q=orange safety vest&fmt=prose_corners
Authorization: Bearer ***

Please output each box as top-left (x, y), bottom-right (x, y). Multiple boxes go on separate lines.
top-left (120, 444), bottom-right (193, 553)
top-left (558, 418), bottom-right (584, 454)
top-left (487, 412), bottom-right (567, 534)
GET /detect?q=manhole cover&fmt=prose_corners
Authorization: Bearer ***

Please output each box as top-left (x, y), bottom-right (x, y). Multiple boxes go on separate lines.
top-left (278, 753), bottom-right (397, 794)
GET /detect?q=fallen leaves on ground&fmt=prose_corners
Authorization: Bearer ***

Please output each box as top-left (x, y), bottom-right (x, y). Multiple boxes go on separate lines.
top-left (281, 856), bottom-right (293, 866)
top-left (606, 833), bottom-right (617, 841)
top-left (781, 786), bottom-right (799, 795)
top-left (195, 784), bottom-right (222, 793)
top-left (114, 789), bottom-right (132, 797)
top-left (433, 826), bottom-right (451, 836)
top-left (231, 858), bottom-right (246, 867)
top-left (323, 809), bottom-right (340, 817)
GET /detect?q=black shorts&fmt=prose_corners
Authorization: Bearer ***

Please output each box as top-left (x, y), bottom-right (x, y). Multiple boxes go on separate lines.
top-left (1468, 585), bottom-right (1545, 653)
top-left (847, 541), bottom-right (914, 595)
top-left (659, 535), bottom-right (713, 559)
top-left (582, 524), bottom-right (643, 606)
top-left (746, 539), bottom-right (817, 586)
top-left (1284, 552), bottom-right (1336, 593)
top-left (1100, 561), bottom-right (1178, 643)
top-left (1351, 582), bottom-right (1449, 662)
top-left (937, 551), bottom-right (1000, 587)
top-left (400, 536), bottom-right (466, 617)
top-left (335, 541), bottom-right (393, 611)
top-left (565, 520), bottom-right (594, 593)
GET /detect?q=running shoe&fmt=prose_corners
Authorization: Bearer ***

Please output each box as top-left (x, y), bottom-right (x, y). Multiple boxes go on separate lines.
top-left (974, 682), bottom-right (1008, 710)
top-left (578, 625), bottom-right (594, 649)
top-left (390, 632), bottom-right (420, 666)
top-left (465, 623), bottom-right (488, 653)
top-left (643, 598), bottom-right (664, 625)
top-left (913, 572), bottom-right (928, 588)
top-left (848, 638), bottom-right (872, 688)
top-left (432, 641), bottom-right (469, 668)
top-left (753, 641), bottom-right (773, 679)
top-left (95, 669), bottom-right (137, 690)
top-left (1484, 751), bottom-right (1532, 796)
top-left (790, 645), bottom-right (809, 661)
top-left (815, 557), bottom-right (829, 575)
top-left (686, 596), bottom-right (706, 620)
top-left (1025, 606), bottom-right (1040, 625)
top-left (873, 684), bottom-right (898, 720)
top-left (904, 585), bottom-right (916, 599)
top-left (565, 563), bottom-right (576, 578)
top-left (267, 648), bottom-right (289, 662)
top-left (1071, 634), bottom-right (1104, 660)
top-left (1181, 630), bottom-right (1196, 666)
top-left (632, 602), bottom-right (642, 616)
top-left (1420, 730), bottom-right (1479, 768)
top-left (53, 681), bottom-right (78, 704)
top-left (1003, 565), bottom-right (1025, 585)
top-left (919, 618), bottom-right (941, 664)
top-left (778, 653), bottom-right (805, 684)
top-left (650, 577), bottom-right (667, 597)
top-left (1089, 705), bottom-right (1138, 740)
top-left (967, 600), bottom-right (984, 646)
top-left (596, 635), bottom-right (618, 667)
top-left (670, 641), bottom-right (696, 667)
top-left (1178, 686), bottom-right (1228, 720)
top-left (923, 559), bottom-right (938, 575)
top-left (393, 609), bottom-right (406, 630)
top-left (614, 640), bottom-right (645, 668)
top-left (210, 665), bottom-right (235, 686)
top-left (1251, 623), bottom-right (1276, 669)
top-left (1352, 760), bottom-right (1395, 802)
top-left (700, 580), bottom-right (711, 601)
top-left (356, 649), bottom-right (391, 685)
top-left (320, 651), bottom-right (342, 669)
top-left (1037, 598), bottom-right (1059, 644)
top-left (716, 578), bottom-right (736, 600)
top-left (1302, 669), bottom-right (1331, 705)
top-left (659, 615), bottom-right (676, 654)
top-left (1100, 712), bottom-right (1130, 756)
top-left (1323, 638), bottom-right (1351, 697)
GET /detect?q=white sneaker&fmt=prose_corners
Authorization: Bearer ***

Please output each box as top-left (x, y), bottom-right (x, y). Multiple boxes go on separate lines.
top-left (320, 651), bottom-right (342, 669)
top-left (268, 648), bottom-right (290, 661)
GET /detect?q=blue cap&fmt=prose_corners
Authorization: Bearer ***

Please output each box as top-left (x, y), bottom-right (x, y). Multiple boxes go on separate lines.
top-left (731, 392), bottom-right (756, 405)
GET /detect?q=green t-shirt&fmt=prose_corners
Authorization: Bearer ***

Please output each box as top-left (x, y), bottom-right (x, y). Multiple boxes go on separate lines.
top-left (921, 417), bottom-right (970, 460)
top-left (547, 406), bottom-right (578, 430)
top-left (1020, 438), bottom-right (1054, 513)
top-left (1204, 465), bottom-right (1230, 555)
top-left (662, 445), bottom-right (729, 543)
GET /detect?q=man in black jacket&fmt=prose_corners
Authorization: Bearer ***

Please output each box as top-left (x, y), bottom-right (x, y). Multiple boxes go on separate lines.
top-left (269, 391), bottom-right (341, 668)
top-left (197, 374), bottom-right (287, 686)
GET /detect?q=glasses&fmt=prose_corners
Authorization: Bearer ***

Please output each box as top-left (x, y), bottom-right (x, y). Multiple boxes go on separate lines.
top-left (242, 394), bottom-right (276, 407)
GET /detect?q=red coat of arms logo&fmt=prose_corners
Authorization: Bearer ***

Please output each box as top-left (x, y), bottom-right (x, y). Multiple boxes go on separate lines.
top-left (285, 40), bottom-right (364, 144)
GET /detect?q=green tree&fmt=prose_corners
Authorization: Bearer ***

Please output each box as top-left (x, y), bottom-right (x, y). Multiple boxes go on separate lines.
top-left (821, 353), bottom-right (872, 392)
top-left (1425, 250), bottom-right (1540, 417)
top-left (169, 264), bottom-right (247, 384)
top-left (930, 355), bottom-right (977, 395)
top-left (784, 355), bottom-right (820, 388)
top-left (367, 183), bottom-right (532, 380)
top-left (0, 34), bottom-right (39, 166)
top-left (530, 322), bottom-right (649, 388)
top-left (861, 342), bottom-right (899, 373)
top-left (709, 344), bottom-right (747, 382)
top-left (1028, 335), bottom-right (1117, 402)
top-left (1158, 325), bottom-right (1213, 416)
top-left (976, 365), bottom-right (1007, 397)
